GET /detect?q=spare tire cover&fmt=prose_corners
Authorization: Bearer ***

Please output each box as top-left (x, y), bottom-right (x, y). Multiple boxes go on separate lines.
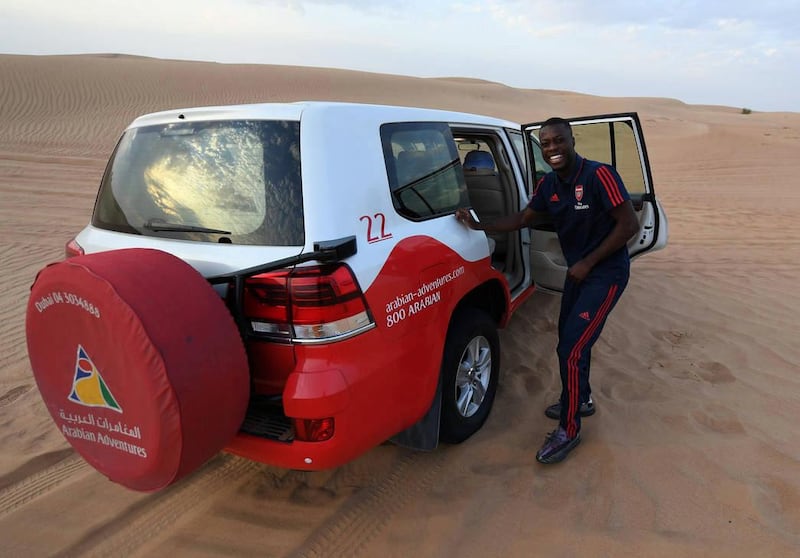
top-left (26, 248), bottom-right (249, 492)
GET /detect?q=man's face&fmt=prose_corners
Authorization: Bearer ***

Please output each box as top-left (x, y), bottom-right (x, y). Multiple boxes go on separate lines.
top-left (538, 123), bottom-right (576, 172)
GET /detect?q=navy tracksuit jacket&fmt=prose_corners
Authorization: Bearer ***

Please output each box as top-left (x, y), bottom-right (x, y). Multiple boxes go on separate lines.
top-left (529, 155), bottom-right (631, 438)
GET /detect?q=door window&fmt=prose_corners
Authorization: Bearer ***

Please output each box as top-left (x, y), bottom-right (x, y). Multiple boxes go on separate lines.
top-left (506, 130), bottom-right (526, 176)
top-left (569, 121), bottom-right (646, 195)
top-left (529, 138), bottom-right (552, 190)
top-left (530, 120), bottom-right (646, 196)
top-left (381, 122), bottom-right (468, 220)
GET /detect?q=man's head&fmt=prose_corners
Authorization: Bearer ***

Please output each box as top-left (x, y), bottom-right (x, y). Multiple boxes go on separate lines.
top-left (539, 117), bottom-right (576, 175)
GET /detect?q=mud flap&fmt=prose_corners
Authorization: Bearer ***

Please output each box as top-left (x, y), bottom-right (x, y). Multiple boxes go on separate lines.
top-left (389, 375), bottom-right (441, 451)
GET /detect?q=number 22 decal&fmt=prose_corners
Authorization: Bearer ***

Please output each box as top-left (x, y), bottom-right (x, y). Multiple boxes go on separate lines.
top-left (360, 213), bottom-right (393, 244)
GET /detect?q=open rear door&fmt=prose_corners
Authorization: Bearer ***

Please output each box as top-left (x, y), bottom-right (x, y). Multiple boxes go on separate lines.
top-left (522, 113), bottom-right (668, 292)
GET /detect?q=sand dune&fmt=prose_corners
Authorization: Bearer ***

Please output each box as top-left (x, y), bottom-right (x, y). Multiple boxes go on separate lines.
top-left (1, 53), bottom-right (799, 557)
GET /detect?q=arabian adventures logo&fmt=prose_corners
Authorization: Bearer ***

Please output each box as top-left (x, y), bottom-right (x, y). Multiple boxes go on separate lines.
top-left (68, 345), bottom-right (122, 413)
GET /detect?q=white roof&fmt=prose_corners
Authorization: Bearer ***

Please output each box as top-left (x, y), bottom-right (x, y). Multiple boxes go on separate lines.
top-left (129, 101), bottom-right (519, 130)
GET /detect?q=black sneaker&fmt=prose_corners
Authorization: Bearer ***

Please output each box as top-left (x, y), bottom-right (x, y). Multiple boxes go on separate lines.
top-left (544, 397), bottom-right (595, 420)
top-left (536, 427), bottom-right (581, 464)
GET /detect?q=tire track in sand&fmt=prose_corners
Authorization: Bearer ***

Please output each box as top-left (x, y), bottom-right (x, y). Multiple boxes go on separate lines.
top-left (56, 453), bottom-right (262, 558)
top-left (0, 454), bottom-right (88, 519)
top-left (288, 450), bottom-right (446, 558)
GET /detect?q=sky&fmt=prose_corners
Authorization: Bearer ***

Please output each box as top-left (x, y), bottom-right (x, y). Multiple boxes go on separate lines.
top-left (1, 0), bottom-right (798, 112)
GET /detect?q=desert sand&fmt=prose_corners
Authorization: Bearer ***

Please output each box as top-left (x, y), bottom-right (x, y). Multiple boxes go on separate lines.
top-left (1, 53), bottom-right (799, 557)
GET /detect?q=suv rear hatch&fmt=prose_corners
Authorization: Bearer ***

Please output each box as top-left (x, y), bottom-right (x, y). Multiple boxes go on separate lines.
top-left (78, 116), bottom-right (373, 443)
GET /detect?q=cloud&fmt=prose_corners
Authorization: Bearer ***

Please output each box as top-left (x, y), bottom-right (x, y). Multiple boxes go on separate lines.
top-left (0, 0), bottom-right (797, 110)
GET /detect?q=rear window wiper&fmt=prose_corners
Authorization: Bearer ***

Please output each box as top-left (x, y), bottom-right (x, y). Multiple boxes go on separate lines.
top-left (143, 218), bottom-right (231, 235)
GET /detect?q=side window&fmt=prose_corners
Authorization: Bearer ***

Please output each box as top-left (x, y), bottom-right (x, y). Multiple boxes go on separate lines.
top-left (381, 122), bottom-right (468, 220)
top-left (455, 138), bottom-right (496, 168)
top-left (521, 130), bottom-right (552, 195)
top-left (529, 138), bottom-right (551, 191)
top-left (569, 121), bottom-right (646, 195)
top-left (507, 130), bottom-right (527, 176)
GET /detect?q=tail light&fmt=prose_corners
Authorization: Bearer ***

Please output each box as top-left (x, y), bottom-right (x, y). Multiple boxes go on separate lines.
top-left (294, 417), bottom-right (335, 442)
top-left (65, 238), bottom-right (84, 258)
top-left (241, 264), bottom-right (374, 343)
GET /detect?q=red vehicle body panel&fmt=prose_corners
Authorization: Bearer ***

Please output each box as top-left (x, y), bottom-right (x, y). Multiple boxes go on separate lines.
top-left (224, 236), bottom-right (511, 470)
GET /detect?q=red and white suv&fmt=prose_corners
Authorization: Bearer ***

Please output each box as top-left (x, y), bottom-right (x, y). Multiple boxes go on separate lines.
top-left (26, 101), bottom-right (667, 491)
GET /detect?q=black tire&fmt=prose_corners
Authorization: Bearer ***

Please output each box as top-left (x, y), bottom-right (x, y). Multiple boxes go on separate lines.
top-left (439, 308), bottom-right (500, 444)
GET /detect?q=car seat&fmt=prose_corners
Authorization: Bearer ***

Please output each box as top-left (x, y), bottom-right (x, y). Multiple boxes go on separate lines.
top-left (462, 150), bottom-right (507, 259)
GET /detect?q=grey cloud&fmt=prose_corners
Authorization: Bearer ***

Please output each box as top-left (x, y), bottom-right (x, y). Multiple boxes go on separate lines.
top-left (515, 0), bottom-right (800, 37)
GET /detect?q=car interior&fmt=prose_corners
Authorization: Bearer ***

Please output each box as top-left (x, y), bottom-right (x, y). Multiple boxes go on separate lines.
top-left (454, 133), bottom-right (525, 293)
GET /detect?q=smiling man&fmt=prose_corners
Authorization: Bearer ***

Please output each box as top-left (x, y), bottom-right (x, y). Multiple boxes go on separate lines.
top-left (455, 116), bottom-right (639, 464)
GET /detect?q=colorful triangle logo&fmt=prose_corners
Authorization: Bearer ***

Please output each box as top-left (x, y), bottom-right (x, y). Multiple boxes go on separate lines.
top-left (68, 345), bottom-right (122, 413)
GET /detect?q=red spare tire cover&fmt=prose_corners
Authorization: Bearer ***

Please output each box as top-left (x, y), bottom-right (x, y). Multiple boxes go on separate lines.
top-left (26, 248), bottom-right (249, 492)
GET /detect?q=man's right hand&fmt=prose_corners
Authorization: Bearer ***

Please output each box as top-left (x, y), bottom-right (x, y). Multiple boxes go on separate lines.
top-left (455, 208), bottom-right (479, 230)
top-left (457, 206), bottom-right (538, 233)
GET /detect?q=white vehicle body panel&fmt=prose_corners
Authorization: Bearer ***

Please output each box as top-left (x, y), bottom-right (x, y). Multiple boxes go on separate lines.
top-left (78, 102), bottom-right (519, 289)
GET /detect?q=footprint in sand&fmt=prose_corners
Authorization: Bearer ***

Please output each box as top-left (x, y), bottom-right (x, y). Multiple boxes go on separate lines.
top-left (654, 329), bottom-right (692, 346)
top-left (696, 361), bottom-right (736, 384)
top-left (752, 475), bottom-right (800, 538)
top-left (659, 361), bottom-right (735, 386)
top-left (689, 407), bottom-right (745, 434)
top-left (522, 371), bottom-right (546, 396)
top-left (598, 369), bottom-right (668, 403)
top-left (0, 385), bottom-right (32, 408)
top-left (529, 316), bottom-right (556, 333)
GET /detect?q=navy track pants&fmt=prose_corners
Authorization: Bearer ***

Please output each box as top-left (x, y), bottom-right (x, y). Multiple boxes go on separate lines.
top-left (557, 268), bottom-right (629, 438)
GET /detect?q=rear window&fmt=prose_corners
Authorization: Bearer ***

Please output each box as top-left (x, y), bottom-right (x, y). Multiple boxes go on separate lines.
top-left (93, 120), bottom-right (303, 245)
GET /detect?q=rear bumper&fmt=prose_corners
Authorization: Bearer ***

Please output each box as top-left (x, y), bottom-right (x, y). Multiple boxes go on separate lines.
top-left (224, 331), bottom-right (440, 469)
top-left (225, 426), bottom-right (362, 471)
top-left (224, 366), bottom-right (359, 470)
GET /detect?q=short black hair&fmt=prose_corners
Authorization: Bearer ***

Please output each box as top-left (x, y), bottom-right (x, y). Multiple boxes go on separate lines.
top-left (541, 117), bottom-right (572, 132)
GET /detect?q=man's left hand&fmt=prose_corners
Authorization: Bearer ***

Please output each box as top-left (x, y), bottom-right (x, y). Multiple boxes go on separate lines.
top-left (567, 260), bottom-right (592, 283)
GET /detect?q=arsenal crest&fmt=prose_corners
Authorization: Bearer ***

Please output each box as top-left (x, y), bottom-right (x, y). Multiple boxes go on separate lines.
top-left (575, 184), bottom-right (584, 202)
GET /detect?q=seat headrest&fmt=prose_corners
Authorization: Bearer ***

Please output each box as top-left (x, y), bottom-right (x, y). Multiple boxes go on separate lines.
top-left (463, 150), bottom-right (496, 172)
